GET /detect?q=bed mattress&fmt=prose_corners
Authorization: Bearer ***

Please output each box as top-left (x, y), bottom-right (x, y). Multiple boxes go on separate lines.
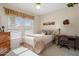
top-left (25, 34), bottom-right (53, 45)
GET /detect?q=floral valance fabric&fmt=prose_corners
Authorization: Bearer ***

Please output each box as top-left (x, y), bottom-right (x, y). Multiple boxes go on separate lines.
top-left (3, 7), bottom-right (34, 20)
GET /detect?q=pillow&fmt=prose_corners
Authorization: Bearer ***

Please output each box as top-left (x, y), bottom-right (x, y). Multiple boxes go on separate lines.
top-left (46, 30), bottom-right (53, 35)
top-left (42, 30), bottom-right (53, 35)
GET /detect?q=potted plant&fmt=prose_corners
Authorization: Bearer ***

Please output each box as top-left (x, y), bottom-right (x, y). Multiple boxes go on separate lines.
top-left (67, 3), bottom-right (78, 7)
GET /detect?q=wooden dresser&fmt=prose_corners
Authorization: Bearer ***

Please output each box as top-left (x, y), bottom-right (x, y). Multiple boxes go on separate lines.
top-left (0, 32), bottom-right (11, 56)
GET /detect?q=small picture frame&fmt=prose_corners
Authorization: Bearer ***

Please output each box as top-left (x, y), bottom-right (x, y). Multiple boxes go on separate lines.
top-left (63, 19), bottom-right (70, 25)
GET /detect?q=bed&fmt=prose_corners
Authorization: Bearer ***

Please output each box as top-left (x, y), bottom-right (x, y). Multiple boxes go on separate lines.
top-left (23, 34), bottom-right (54, 54)
top-left (25, 34), bottom-right (54, 45)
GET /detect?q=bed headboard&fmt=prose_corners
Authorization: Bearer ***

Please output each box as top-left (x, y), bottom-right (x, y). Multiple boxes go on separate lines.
top-left (42, 30), bottom-right (54, 35)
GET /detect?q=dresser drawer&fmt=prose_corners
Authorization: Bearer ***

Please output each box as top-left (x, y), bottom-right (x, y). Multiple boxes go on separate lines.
top-left (1, 41), bottom-right (10, 48)
top-left (0, 44), bottom-right (2, 48)
top-left (0, 32), bottom-right (10, 44)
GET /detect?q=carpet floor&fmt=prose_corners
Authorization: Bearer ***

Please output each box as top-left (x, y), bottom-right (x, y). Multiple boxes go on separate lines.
top-left (40, 44), bottom-right (79, 56)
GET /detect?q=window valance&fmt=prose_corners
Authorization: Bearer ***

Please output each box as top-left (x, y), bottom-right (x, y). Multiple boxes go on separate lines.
top-left (3, 7), bottom-right (34, 19)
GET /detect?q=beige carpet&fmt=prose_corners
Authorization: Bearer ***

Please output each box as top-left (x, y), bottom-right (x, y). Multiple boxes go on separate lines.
top-left (40, 45), bottom-right (79, 56)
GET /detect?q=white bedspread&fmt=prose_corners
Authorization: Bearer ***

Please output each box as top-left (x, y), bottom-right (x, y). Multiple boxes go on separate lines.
top-left (25, 34), bottom-right (53, 48)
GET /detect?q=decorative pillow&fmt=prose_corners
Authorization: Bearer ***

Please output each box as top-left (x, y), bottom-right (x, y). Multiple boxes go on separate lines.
top-left (42, 30), bottom-right (53, 35)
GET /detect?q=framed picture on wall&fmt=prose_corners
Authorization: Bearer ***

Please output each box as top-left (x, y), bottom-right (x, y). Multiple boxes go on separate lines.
top-left (43, 21), bottom-right (55, 25)
top-left (63, 19), bottom-right (70, 25)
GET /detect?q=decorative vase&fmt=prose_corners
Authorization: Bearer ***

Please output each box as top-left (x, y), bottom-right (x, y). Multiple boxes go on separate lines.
top-left (0, 28), bottom-right (2, 32)
top-left (2, 26), bottom-right (5, 32)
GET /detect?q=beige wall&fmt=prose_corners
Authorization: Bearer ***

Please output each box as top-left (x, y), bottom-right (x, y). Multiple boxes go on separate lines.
top-left (40, 7), bottom-right (79, 36)
top-left (0, 4), bottom-right (7, 30)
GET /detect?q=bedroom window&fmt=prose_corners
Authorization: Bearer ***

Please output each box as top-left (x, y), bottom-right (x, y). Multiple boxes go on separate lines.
top-left (8, 16), bottom-right (16, 29)
top-left (8, 16), bottom-right (33, 39)
top-left (8, 16), bottom-right (33, 32)
top-left (16, 17), bottom-right (22, 26)
top-left (24, 19), bottom-right (33, 34)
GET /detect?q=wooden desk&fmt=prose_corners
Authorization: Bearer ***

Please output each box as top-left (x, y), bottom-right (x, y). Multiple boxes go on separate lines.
top-left (68, 36), bottom-right (79, 51)
top-left (54, 35), bottom-right (79, 51)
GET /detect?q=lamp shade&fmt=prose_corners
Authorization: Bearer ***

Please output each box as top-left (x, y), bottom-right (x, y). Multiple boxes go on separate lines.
top-left (36, 3), bottom-right (41, 9)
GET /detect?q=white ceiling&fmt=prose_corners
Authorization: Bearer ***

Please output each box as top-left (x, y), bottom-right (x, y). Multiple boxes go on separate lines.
top-left (6, 3), bottom-right (67, 15)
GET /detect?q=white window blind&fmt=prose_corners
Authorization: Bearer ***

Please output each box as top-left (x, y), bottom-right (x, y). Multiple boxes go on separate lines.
top-left (8, 16), bottom-right (33, 39)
